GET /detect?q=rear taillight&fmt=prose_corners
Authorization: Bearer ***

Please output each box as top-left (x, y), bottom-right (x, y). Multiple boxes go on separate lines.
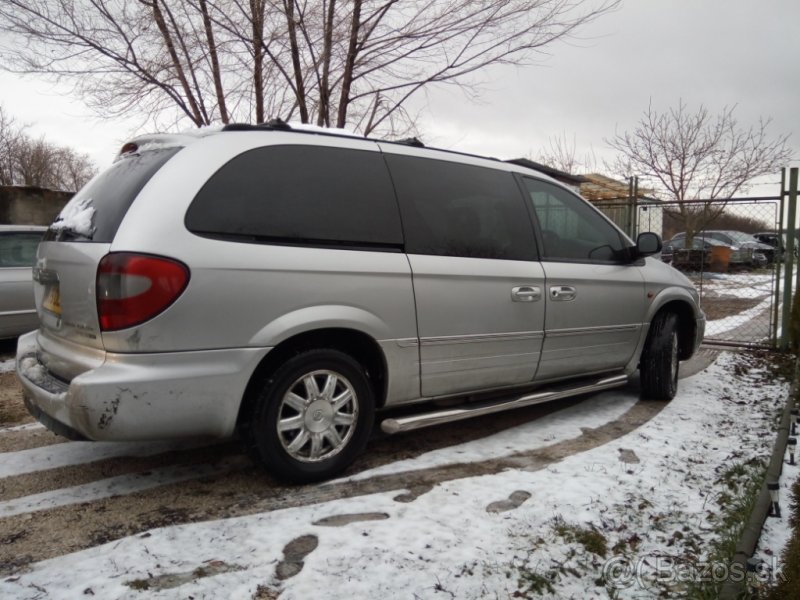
top-left (97, 253), bottom-right (190, 332)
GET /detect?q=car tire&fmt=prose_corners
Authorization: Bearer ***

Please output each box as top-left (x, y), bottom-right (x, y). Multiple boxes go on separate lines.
top-left (640, 312), bottom-right (679, 401)
top-left (243, 349), bottom-right (375, 483)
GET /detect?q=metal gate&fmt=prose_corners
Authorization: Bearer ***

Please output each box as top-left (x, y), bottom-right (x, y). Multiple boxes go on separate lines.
top-left (590, 168), bottom-right (800, 349)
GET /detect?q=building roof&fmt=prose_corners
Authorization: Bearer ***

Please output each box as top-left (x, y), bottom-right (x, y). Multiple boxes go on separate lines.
top-left (580, 173), bottom-right (659, 203)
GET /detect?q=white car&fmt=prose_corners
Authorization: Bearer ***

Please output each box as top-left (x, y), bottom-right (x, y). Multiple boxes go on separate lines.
top-left (0, 225), bottom-right (46, 339)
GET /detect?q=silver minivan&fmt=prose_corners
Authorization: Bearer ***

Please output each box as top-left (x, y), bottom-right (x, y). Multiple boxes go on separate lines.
top-left (17, 124), bottom-right (704, 482)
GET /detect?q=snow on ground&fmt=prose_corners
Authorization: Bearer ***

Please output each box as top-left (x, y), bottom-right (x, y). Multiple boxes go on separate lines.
top-left (694, 272), bottom-right (774, 300)
top-left (0, 351), bottom-right (789, 600)
top-left (0, 358), bottom-right (14, 374)
top-left (693, 271), bottom-right (776, 337)
top-left (0, 422), bottom-right (43, 434)
top-left (706, 295), bottom-right (773, 336)
top-left (0, 456), bottom-right (246, 519)
top-left (0, 439), bottom-right (209, 478)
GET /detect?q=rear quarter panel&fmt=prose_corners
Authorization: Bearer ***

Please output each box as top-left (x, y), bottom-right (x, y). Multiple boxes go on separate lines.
top-left (104, 133), bottom-right (418, 353)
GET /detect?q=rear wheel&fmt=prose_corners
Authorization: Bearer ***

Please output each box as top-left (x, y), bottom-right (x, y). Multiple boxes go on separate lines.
top-left (243, 349), bottom-right (375, 483)
top-left (640, 312), bottom-right (679, 400)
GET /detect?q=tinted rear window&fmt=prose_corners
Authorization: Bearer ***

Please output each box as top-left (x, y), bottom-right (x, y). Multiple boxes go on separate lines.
top-left (386, 154), bottom-right (537, 260)
top-left (45, 147), bottom-right (181, 243)
top-left (185, 145), bottom-right (403, 249)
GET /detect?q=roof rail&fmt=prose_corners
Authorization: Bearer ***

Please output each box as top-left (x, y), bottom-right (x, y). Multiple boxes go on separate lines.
top-left (221, 123), bottom-right (256, 131)
top-left (391, 136), bottom-right (425, 148)
top-left (222, 118), bottom-right (293, 132)
top-left (260, 118), bottom-right (292, 130)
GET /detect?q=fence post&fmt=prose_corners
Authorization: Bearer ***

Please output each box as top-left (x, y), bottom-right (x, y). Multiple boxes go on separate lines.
top-left (780, 168), bottom-right (799, 350)
top-left (626, 177), bottom-right (634, 238)
top-left (773, 171), bottom-right (785, 346)
top-left (632, 175), bottom-right (639, 238)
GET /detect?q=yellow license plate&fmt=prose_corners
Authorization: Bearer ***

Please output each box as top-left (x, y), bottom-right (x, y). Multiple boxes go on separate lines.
top-left (43, 285), bottom-right (62, 315)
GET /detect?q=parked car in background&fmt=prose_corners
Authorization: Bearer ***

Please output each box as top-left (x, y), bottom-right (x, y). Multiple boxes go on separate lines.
top-left (661, 236), bottom-right (738, 270)
top-left (753, 231), bottom-right (782, 251)
top-left (0, 225), bottom-right (47, 339)
top-left (704, 230), bottom-right (776, 264)
top-left (669, 231), bottom-right (768, 268)
top-left (16, 124), bottom-right (705, 482)
top-left (754, 231), bottom-right (799, 260)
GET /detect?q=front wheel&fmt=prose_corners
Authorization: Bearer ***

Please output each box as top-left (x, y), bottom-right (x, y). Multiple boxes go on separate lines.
top-left (640, 312), bottom-right (679, 401)
top-left (243, 349), bottom-right (375, 483)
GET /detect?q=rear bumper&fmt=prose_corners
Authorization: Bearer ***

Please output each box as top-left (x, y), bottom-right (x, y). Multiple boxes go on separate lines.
top-left (16, 331), bottom-right (270, 441)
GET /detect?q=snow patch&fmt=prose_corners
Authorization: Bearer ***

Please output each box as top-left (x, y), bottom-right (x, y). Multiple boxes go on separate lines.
top-left (0, 439), bottom-right (213, 478)
top-left (0, 457), bottom-right (245, 518)
top-left (50, 196), bottom-right (95, 238)
top-left (706, 295), bottom-right (773, 336)
top-left (0, 352), bottom-right (789, 599)
top-left (0, 422), bottom-right (43, 434)
top-left (16, 355), bottom-right (54, 394)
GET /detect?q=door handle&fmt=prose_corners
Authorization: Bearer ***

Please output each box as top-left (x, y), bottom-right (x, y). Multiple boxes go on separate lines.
top-left (550, 285), bottom-right (577, 301)
top-left (511, 286), bottom-right (541, 302)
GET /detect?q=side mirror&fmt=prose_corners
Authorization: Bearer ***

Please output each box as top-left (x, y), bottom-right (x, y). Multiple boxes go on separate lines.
top-left (635, 232), bottom-right (662, 257)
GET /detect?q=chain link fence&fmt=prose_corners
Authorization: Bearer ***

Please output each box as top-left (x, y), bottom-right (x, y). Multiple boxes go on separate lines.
top-left (594, 197), bottom-right (782, 348)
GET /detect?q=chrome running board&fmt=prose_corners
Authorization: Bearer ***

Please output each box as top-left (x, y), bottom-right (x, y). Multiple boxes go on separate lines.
top-left (380, 374), bottom-right (629, 434)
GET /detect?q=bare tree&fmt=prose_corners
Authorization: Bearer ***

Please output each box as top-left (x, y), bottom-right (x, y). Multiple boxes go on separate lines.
top-left (0, 105), bottom-right (25, 185)
top-left (49, 147), bottom-right (97, 191)
top-left (12, 137), bottom-right (96, 191)
top-left (607, 101), bottom-right (793, 243)
top-left (536, 131), bottom-right (596, 174)
top-left (0, 105), bottom-right (96, 190)
top-left (0, 0), bottom-right (620, 135)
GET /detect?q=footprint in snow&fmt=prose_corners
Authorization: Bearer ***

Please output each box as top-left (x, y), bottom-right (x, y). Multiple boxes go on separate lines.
top-left (275, 534), bottom-right (319, 581)
top-left (313, 512), bottom-right (389, 527)
top-left (486, 490), bottom-right (531, 513)
top-left (393, 483), bottom-right (434, 503)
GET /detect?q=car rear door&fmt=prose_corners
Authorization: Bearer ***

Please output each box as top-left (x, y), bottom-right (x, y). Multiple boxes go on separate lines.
top-left (31, 147), bottom-right (182, 378)
top-left (518, 176), bottom-right (646, 381)
top-left (382, 147), bottom-right (545, 398)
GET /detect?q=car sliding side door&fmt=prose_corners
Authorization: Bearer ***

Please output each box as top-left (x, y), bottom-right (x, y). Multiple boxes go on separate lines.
top-left (518, 176), bottom-right (647, 382)
top-left (381, 146), bottom-right (546, 398)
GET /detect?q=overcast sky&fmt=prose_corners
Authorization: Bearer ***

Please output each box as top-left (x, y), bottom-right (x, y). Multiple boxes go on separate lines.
top-left (1, 0), bottom-right (797, 194)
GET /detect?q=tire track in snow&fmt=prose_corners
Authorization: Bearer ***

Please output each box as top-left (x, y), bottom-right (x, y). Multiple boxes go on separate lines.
top-left (0, 456), bottom-right (249, 518)
top-left (0, 439), bottom-right (209, 478)
top-left (0, 350), bottom-right (720, 575)
top-left (0, 441), bottom-right (243, 503)
top-left (0, 394), bottom-right (673, 575)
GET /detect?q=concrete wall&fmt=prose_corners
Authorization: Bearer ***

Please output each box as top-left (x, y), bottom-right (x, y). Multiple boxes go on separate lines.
top-left (0, 186), bottom-right (73, 226)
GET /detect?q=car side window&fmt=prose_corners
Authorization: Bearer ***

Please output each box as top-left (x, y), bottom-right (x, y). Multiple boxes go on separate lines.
top-left (386, 154), bottom-right (537, 261)
top-left (521, 177), bottom-right (627, 262)
top-left (186, 145), bottom-right (403, 249)
top-left (0, 233), bottom-right (42, 267)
